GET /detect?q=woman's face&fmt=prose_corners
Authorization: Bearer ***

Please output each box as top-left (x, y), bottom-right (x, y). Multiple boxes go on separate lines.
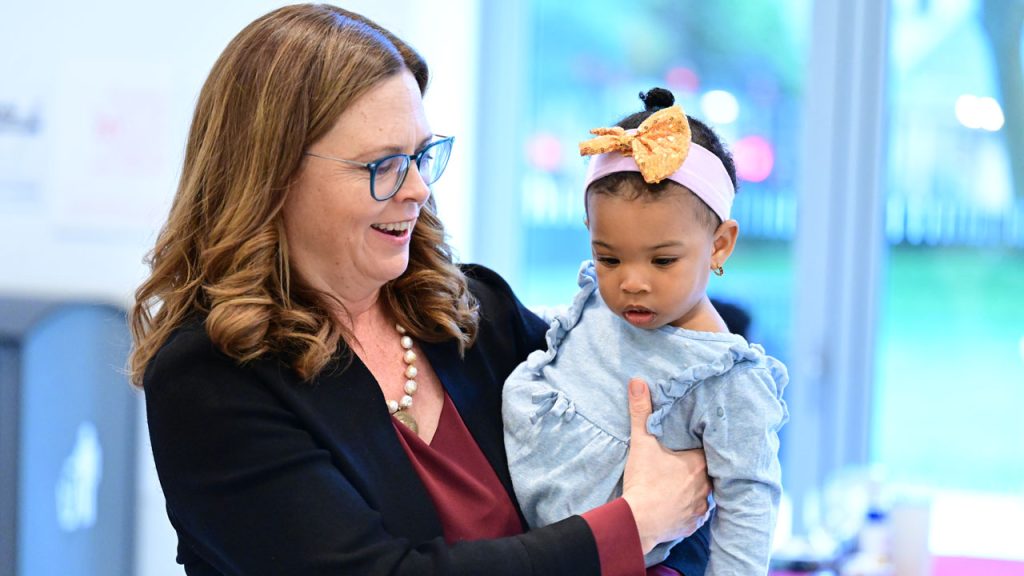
top-left (284, 70), bottom-right (433, 303)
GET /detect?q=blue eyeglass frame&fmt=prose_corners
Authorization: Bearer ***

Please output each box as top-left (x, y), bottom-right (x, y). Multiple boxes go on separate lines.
top-left (304, 135), bottom-right (454, 201)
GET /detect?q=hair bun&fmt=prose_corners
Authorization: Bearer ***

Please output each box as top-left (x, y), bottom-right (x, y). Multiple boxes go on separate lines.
top-left (639, 87), bottom-right (675, 112)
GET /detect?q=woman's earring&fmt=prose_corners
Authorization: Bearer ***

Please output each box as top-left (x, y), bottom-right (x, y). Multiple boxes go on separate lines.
top-left (712, 264), bottom-right (724, 277)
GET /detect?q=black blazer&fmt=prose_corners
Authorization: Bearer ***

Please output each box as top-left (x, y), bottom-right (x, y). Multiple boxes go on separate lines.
top-left (144, 265), bottom-right (709, 575)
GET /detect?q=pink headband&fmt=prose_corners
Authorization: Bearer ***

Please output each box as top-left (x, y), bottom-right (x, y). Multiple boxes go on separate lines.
top-left (583, 138), bottom-right (735, 221)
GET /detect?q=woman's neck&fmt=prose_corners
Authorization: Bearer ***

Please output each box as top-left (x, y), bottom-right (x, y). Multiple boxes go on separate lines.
top-left (336, 290), bottom-right (381, 324)
top-left (345, 298), bottom-right (398, 356)
top-left (294, 267), bottom-right (383, 326)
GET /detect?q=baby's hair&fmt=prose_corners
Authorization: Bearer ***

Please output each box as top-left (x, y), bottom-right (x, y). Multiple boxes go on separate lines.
top-left (586, 87), bottom-right (737, 233)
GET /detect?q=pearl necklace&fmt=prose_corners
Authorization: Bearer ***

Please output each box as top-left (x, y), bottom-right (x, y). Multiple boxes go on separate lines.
top-left (388, 324), bottom-right (419, 434)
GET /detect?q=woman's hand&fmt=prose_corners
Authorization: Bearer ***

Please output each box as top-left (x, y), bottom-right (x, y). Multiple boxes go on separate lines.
top-left (621, 378), bottom-right (712, 554)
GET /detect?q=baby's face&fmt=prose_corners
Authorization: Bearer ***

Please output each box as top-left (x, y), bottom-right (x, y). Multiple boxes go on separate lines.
top-left (586, 190), bottom-right (716, 330)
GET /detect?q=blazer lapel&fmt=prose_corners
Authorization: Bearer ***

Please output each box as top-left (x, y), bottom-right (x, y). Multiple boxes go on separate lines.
top-left (296, 355), bottom-right (445, 541)
top-left (422, 340), bottom-right (520, 511)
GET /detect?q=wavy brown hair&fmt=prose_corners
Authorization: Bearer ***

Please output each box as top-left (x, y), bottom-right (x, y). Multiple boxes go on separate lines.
top-left (130, 4), bottom-right (478, 385)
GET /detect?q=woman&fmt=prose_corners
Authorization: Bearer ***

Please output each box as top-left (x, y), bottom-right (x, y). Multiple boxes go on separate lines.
top-left (131, 5), bottom-right (712, 575)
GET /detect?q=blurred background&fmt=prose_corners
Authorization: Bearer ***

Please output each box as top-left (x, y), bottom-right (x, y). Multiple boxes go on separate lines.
top-left (0, 0), bottom-right (1021, 574)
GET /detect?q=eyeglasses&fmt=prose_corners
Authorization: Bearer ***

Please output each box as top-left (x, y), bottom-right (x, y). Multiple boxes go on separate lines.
top-left (304, 136), bottom-right (454, 201)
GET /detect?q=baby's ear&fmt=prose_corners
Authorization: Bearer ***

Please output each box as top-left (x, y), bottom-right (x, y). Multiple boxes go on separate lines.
top-left (584, 218), bottom-right (590, 230)
top-left (711, 219), bottom-right (739, 266)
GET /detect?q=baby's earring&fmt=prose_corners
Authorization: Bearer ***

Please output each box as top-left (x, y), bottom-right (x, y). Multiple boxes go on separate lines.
top-left (712, 263), bottom-right (724, 277)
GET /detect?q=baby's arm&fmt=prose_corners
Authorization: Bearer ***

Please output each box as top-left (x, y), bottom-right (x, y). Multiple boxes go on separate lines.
top-left (696, 364), bottom-right (787, 575)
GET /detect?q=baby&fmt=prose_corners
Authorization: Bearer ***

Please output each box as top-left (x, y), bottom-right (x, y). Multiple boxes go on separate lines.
top-left (503, 88), bottom-right (789, 574)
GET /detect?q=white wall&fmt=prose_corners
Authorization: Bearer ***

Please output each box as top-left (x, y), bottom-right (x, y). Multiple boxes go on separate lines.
top-left (0, 2), bottom-right (479, 574)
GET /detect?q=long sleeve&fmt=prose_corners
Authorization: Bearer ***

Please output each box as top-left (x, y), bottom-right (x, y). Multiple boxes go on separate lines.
top-left (693, 362), bottom-right (788, 575)
top-left (582, 498), bottom-right (646, 576)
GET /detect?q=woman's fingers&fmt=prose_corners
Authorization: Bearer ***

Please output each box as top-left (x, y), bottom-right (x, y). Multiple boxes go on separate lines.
top-left (627, 377), bottom-right (654, 438)
top-left (622, 378), bottom-right (712, 553)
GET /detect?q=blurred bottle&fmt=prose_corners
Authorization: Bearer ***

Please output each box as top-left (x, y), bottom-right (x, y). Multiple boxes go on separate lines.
top-left (889, 500), bottom-right (932, 576)
top-left (840, 473), bottom-right (894, 576)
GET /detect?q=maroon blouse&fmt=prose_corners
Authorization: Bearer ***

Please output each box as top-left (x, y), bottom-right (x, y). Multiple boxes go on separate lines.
top-left (393, 392), bottom-right (665, 576)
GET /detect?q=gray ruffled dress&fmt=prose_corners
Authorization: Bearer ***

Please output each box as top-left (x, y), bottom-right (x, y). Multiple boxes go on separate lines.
top-left (503, 261), bottom-right (789, 573)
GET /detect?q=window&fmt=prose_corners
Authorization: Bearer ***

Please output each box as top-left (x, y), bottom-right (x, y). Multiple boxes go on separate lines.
top-left (477, 0), bottom-right (1024, 565)
top-left (510, 0), bottom-right (811, 369)
top-left (874, 0), bottom-right (1024, 560)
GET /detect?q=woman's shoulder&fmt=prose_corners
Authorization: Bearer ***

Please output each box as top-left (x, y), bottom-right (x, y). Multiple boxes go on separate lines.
top-left (145, 317), bottom-right (224, 377)
top-left (141, 315), bottom-right (272, 398)
top-left (460, 263), bottom-right (515, 299)
top-left (459, 263), bottom-right (548, 357)
top-left (460, 263), bottom-right (527, 321)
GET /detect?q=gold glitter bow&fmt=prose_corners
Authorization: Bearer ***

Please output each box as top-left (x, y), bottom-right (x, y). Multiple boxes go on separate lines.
top-left (578, 105), bottom-right (692, 184)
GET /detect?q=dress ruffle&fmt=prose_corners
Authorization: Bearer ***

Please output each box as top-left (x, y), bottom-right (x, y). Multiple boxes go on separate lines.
top-left (524, 261), bottom-right (599, 374)
top-left (529, 389), bottom-right (577, 425)
top-left (647, 342), bottom-right (788, 437)
top-left (524, 260), bottom-right (788, 439)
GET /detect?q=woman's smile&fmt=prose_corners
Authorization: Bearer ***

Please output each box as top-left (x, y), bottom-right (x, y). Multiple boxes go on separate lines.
top-left (370, 218), bottom-right (417, 242)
